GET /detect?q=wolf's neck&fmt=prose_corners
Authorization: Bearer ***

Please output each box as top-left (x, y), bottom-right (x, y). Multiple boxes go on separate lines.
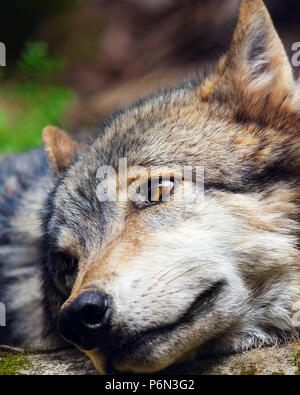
top-left (0, 149), bottom-right (53, 348)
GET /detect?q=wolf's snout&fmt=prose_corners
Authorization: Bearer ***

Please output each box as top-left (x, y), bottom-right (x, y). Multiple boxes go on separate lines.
top-left (57, 290), bottom-right (111, 349)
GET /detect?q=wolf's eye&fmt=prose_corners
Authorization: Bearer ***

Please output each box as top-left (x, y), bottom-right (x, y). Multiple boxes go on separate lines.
top-left (134, 177), bottom-right (175, 208)
top-left (60, 253), bottom-right (78, 275)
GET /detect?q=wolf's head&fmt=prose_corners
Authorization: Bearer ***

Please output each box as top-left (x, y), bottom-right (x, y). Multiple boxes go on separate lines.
top-left (41, 0), bottom-right (300, 373)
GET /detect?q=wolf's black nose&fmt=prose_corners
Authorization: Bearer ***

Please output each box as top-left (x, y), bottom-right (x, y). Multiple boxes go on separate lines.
top-left (58, 290), bottom-right (111, 350)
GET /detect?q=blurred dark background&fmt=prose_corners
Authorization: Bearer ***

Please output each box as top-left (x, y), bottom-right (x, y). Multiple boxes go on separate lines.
top-left (1, 0), bottom-right (300, 153)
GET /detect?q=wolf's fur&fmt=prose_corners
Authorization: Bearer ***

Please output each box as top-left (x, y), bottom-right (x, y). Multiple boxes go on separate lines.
top-left (0, 0), bottom-right (299, 373)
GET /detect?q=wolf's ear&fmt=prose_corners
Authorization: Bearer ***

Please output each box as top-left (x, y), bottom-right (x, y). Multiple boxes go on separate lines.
top-left (42, 126), bottom-right (82, 173)
top-left (201, 0), bottom-right (295, 113)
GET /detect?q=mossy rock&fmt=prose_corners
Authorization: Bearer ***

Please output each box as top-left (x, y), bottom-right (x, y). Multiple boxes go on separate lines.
top-left (294, 350), bottom-right (300, 375)
top-left (0, 352), bottom-right (31, 375)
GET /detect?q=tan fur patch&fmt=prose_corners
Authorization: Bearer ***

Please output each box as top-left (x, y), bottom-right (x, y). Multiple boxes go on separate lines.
top-left (42, 126), bottom-right (82, 173)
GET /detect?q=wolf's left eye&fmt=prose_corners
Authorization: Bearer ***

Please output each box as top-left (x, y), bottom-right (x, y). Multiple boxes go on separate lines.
top-left (60, 253), bottom-right (78, 275)
top-left (134, 177), bottom-right (175, 208)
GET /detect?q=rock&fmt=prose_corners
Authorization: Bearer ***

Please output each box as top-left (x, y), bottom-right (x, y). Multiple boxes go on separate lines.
top-left (20, 349), bottom-right (97, 375)
top-left (205, 343), bottom-right (299, 375)
top-left (8, 343), bottom-right (298, 375)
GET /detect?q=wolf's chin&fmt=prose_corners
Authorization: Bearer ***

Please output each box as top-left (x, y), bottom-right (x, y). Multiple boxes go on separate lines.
top-left (83, 348), bottom-right (108, 375)
top-left (82, 337), bottom-right (180, 374)
top-left (86, 336), bottom-right (200, 374)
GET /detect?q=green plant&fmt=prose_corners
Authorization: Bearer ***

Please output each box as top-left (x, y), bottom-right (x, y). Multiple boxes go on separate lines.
top-left (0, 42), bottom-right (75, 153)
top-left (17, 42), bottom-right (65, 83)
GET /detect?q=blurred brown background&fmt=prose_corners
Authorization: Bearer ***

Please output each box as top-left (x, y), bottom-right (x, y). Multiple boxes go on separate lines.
top-left (1, 0), bottom-right (300, 150)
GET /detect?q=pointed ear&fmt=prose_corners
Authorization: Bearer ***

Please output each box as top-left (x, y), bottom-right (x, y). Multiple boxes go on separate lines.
top-left (42, 126), bottom-right (82, 173)
top-left (201, 0), bottom-right (296, 113)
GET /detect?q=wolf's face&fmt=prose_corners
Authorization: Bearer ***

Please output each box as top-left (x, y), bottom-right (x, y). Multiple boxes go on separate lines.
top-left (41, 0), bottom-right (300, 373)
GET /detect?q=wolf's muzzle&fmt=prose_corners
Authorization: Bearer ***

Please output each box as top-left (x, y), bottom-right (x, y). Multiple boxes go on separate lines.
top-left (57, 290), bottom-right (111, 350)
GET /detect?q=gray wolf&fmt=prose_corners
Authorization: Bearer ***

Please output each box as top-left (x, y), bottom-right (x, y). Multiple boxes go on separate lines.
top-left (0, 0), bottom-right (299, 374)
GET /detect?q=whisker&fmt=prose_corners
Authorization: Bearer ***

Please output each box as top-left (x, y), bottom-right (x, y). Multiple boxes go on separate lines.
top-left (166, 266), bottom-right (199, 285)
top-left (159, 288), bottom-right (189, 297)
top-left (144, 262), bottom-right (187, 293)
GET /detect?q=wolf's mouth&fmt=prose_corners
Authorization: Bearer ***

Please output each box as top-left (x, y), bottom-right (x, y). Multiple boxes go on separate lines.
top-left (102, 279), bottom-right (226, 368)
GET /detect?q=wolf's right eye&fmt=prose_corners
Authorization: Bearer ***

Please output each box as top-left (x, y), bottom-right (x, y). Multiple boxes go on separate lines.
top-left (133, 177), bottom-right (175, 209)
top-left (60, 253), bottom-right (78, 275)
